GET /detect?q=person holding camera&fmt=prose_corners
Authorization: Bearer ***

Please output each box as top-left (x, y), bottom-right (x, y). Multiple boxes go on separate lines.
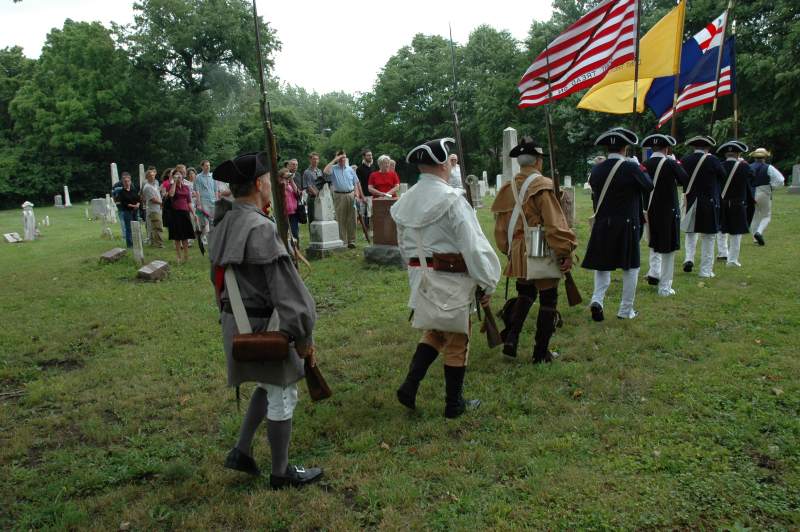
top-left (209, 152), bottom-right (322, 489)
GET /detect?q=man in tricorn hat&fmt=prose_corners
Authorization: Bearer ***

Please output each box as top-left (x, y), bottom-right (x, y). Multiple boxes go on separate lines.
top-left (641, 133), bottom-right (689, 296)
top-left (680, 135), bottom-right (725, 277)
top-left (491, 137), bottom-right (577, 362)
top-left (716, 140), bottom-right (755, 267)
top-left (392, 138), bottom-right (500, 418)
top-left (208, 152), bottom-right (323, 489)
top-left (582, 127), bottom-right (653, 321)
top-left (749, 147), bottom-right (785, 245)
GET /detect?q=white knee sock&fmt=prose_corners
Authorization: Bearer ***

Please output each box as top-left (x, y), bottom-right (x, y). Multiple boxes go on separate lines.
top-left (727, 234), bottom-right (742, 265)
top-left (716, 233), bottom-right (728, 257)
top-left (658, 252), bottom-right (676, 295)
top-left (699, 234), bottom-right (716, 277)
top-left (684, 233), bottom-right (698, 263)
top-left (647, 248), bottom-right (661, 279)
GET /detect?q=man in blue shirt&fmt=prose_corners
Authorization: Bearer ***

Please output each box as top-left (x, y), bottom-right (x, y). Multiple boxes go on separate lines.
top-left (195, 160), bottom-right (217, 240)
top-left (323, 150), bottom-right (364, 248)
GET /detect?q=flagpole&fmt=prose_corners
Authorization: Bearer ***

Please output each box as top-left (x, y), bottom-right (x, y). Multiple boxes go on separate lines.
top-left (731, 20), bottom-right (739, 137)
top-left (542, 39), bottom-right (559, 186)
top-left (670, 0), bottom-right (686, 138)
top-left (631, 0), bottom-right (642, 131)
top-left (709, 0), bottom-right (735, 135)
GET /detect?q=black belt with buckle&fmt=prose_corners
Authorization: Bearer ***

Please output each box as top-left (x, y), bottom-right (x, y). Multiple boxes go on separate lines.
top-left (334, 190), bottom-right (354, 194)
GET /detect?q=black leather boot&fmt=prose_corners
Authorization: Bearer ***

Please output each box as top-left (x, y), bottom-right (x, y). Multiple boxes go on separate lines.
top-left (443, 365), bottom-right (480, 418)
top-left (501, 295), bottom-right (534, 358)
top-left (224, 447), bottom-right (261, 476)
top-left (533, 289), bottom-right (562, 364)
top-left (270, 464), bottom-right (323, 489)
top-left (397, 343), bottom-right (438, 409)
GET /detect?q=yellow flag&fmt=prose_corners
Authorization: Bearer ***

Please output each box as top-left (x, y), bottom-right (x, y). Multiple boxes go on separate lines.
top-left (578, 0), bottom-right (685, 114)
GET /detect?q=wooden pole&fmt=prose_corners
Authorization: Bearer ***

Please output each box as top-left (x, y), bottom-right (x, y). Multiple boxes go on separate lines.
top-left (542, 38), bottom-right (559, 187)
top-left (731, 20), bottom-right (739, 137)
top-left (632, 0), bottom-right (642, 131)
top-left (670, 0), bottom-right (686, 138)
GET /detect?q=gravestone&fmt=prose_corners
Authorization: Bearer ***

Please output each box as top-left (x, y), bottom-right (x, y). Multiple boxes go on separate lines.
top-left (496, 174), bottom-right (504, 191)
top-left (398, 183), bottom-right (409, 196)
top-left (466, 175), bottom-right (483, 208)
top-left (22, 202), bottom-right (36, 241)
top-left (306, 184), bottom-right (345, 259)
top-left (789, 164), bottom-right (800, 194)
top-left (138, 164), bottom-right (145, 191)
top-left (44, 216), bottom-right (50, 227)
top-left (85, 208), bottom-right (90, 220)
top-left (364, 198), bottom-right (404, 267)
top-left (560, 187), bottom-right (576, 228)
top-left (478, 180), bottom-right (488, 199)
top-left (100, 248), bottom-right (126, 263)
top-left (131, 220), bottom-right (145, 265)
top-left (4, 233), bottom-right (22, 243)
top-left (105, 194), bottom-right (117, 223)
top-left (91, 198), bottom-right (107, 219)
top-left (502, 127), bottom-right (520, 184)
top-left (63, 185), bottom-right (72, 207)
top-left (54, 195), bottom-right (63, 208)
top-left (110, 162), bottom-right (119, 189)
top-left (137, 260), bottom-right (169, 281)
top-left (564, 175), bottom-right (573, 188)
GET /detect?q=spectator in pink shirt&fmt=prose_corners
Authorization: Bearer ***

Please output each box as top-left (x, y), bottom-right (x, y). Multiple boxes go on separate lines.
top-left (279, 168), bottom-right (302, 242)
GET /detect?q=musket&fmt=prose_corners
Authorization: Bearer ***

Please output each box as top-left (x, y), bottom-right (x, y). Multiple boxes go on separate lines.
top-left (448, 25), bottom-right (502, 348)
top-left (251, 1), bottom-right (290, 251)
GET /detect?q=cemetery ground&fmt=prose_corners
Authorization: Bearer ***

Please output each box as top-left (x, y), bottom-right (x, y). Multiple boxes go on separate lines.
top-left (0, 192), bottom-right (798, 530)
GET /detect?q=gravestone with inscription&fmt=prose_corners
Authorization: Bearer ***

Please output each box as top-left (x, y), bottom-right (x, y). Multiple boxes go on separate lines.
top-left (306, 184), bottom-right (345, 259)
top-left (789, 164), bottom-right (800, 194)
top-left (100, 248), bottom-right (127, 263)
top-left (54, 195), bottom-right (63, 208)
top-left (131, 220), bottom-right (145, 265)
top-left (138, 260), bottom-right (169, 281)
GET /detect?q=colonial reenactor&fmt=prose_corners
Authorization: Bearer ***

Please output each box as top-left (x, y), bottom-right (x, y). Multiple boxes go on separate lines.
top-left (209, 152), bottom-right (323, 489)
top-left (642, 134), bottom-right (689, 296)
top-left (680, 135), bottom-right (726, 277)
top-left (749, 147), bottom-right (785, 245)
top-left (491, 137), bottom-right (577, 362)
top-left (582, 128), bottom-right (653, 321)
top-left (392, 138), bottom-right (501, 418)
top-left (716, 140), bottom-right (755, 267)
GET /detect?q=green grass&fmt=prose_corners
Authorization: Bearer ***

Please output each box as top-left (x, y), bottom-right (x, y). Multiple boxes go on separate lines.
top-left (1, 191), bottom-right (798, 530)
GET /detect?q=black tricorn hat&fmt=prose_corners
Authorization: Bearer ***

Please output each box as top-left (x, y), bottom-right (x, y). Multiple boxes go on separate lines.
top-left (685, 135), bottom-right (717, 148)
top-left (212, 152), bottom-right (271, 184)
top-left (406, 138), bottom-right (455, 166)
top-left (641, 133), bottom-right (676, 149)
top-left (595, 127), bottom-right (639, 147)
top-left (509, 136), bottom-right (548, 158)
top-left (717, 140), bottom-right (749, 154)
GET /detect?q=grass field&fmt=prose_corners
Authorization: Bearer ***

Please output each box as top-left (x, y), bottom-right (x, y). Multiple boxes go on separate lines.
top-left (1, 190), bottom-right (798, 530)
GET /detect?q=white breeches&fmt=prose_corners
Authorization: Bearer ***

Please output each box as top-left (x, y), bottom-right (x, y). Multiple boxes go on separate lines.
top-left (649, 249), bottom-right (676, 296)
top-left (255, 382), bottom-right (298, 421)
top-left (751, 186), bottom-right (772, 235)
top-left (591, 268), bottom-right (640, 318)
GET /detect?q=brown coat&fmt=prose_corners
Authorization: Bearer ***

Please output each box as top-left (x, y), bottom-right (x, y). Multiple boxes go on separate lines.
top-left (491, 166), bottom-right (577, 280)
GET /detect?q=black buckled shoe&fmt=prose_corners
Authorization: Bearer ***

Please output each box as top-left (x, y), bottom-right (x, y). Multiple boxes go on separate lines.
top-left (270, 465), bottom-right (323, 490)
top-left (445, 398), bottom-right (481, 419)
top-left (754, 232), bottom-right (765, 246)
top-left (533, 350), bottom-right (558, 364)
top-left (683, 261), bottom-right (693, 272)
top-left (590, 302), bottom-right (604, 322)
top-left (224, 447), bottom-right (261, 477)
top-left (646, 275), bottom-right (659, 286)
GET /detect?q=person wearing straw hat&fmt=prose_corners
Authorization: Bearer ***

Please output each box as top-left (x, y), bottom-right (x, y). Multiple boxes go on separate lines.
top-left (641, 134), bottom-right (689, 296)
top-left (716, 141), bottom-right (755, 267)
top-left (679, 135), bottom-right (725, 278)
top-left (392, 138), bottom-right (500, 418)
top-left (582, 128), bottom-right (653, 321)
top-left (491, 137), bottom-right (577, 362)
top-left (749, 147), bottom-right (785, 245)
top-left (208, 152), bottom-right (323, 489)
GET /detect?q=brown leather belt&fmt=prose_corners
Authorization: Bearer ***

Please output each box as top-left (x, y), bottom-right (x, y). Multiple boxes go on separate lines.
top-left (409, 253), bottom-right (468, 273)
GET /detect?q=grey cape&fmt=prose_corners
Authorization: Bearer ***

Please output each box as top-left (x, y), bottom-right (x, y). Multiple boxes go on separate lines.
top-left (209, 201), bottom-right (316, 387)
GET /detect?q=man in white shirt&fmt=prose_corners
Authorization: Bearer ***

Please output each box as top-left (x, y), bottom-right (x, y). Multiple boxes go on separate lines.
top-left (749, 148), bottom-right (785, 245)
top-left (391, 138), bottom-right (500, 418)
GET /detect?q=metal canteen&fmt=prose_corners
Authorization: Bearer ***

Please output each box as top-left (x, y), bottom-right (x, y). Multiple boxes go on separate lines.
top-left (528, 225), bottom-right (550, 258)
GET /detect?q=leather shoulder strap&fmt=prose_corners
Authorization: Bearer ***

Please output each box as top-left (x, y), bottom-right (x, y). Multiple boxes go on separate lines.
top-left (507, 174), bottom-right (538, 252)
top-left (721, 160), bottom-right (742, 199)
top-left (685, 153), bottom-right (708, 196)
top-left (591, 159), bottom-right (624, 218)
top-left (646, 157), bottom-right (668, 211)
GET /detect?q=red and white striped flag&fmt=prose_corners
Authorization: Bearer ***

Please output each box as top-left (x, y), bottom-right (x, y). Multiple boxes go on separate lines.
top-left (657, 66), bottom-right (732, 128)
top-left (518, 0), bottom-right (637, 108)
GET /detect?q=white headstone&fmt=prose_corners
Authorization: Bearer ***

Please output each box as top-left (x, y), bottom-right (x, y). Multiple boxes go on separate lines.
top-left (789, 164), bottom-right (800, 194)
top-left (564, 175), bottom-right (572, 188)
top-left (85, 208), bottom-right (90, 220)
top-left (91, 198), bottom-right (107, 219)
top-left (482, 170), bottom-right (488, 181)
top-left (54, 194), bottom-right (63, 208)
top-left (502, 127), bottom-right (520, 183)
top-left (314, 184), bottom-right (336, 221)
top-left (105, 193), bottom-right (117, 223)
top-left (131, 220), bottom-right (145, 265)
top-left (496, 174), bottom-right (504, 190)
top-left (63, 185), bottom-right (72, 207)
top-left (22, 201), bottom-right (36, 241)
top-left (138, 164), bottom-right (145, 191)
top-left (4, 232), bottom-right (22, 243)
top-left (44, 216), bottom-right (50, 227)
top-left (111, 162), bottom-right (119, 189)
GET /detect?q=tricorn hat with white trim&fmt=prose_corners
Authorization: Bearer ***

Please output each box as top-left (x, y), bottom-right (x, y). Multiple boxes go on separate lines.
top-left (685, 135), bottom-right (716, 148)
top-left (641, 133), bottom-right (676, 149)
top-left (509, 136), bottom-right (548, 158)
top-left (750, 147), bottom-right (771, 158)
top-left (213, 152), bottom-right (271, 184)
top-left (406, 138), bottom-right (456, 166)
top-left (595, 127), bottom-right (639, 147)
top-left (717, 140), bottom-right (749, 154)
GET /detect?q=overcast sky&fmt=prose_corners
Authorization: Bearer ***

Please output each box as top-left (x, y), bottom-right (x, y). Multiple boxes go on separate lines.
top-left (0, 0), bottom-right (553, 95)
